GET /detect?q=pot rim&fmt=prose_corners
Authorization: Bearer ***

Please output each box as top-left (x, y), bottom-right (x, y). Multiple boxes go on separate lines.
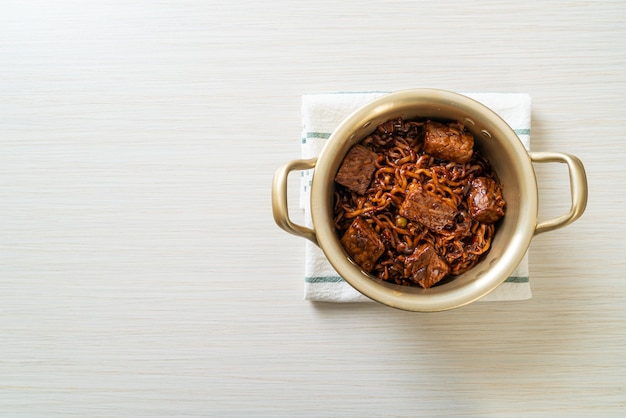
top-left (310, 88), bottom-right (537, 312)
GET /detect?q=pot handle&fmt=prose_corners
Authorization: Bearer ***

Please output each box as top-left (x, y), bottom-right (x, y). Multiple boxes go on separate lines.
top-left (529, 151), bottom-right (588, 236)
top-left (272, 157), bottom-right (318, 245)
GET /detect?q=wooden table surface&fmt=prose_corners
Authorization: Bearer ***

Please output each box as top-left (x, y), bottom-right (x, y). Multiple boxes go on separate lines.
top-left (2, 1), bottom-right (625, 416)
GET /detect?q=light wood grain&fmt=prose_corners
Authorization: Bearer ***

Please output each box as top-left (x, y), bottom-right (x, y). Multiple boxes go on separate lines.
top-left (2, 0), bottom-right (626, 416)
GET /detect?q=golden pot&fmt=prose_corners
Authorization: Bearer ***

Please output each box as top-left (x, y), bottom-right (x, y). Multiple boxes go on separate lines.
top-left (272, 89), bottom-right (588, 312)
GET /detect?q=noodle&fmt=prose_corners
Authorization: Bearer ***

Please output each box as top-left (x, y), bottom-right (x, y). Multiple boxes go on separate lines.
top-left (333, 117), bottom-right (505, 288)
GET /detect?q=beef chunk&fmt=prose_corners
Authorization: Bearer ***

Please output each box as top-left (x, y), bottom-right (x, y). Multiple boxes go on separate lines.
top-left (423, 120), bottom-right (474, 164)
top-left (404, 243), bottom-right (450, 288)
top-left (450, 211), bottom-right (472, 238)
top-left (335, 145), bottom-right (378, 194)
top-left (468, 177), bottom-right (506, 223)
top-left (399, 185), bottom-right (457, 232)
top-left (340, 217), bottom-right (385, 273)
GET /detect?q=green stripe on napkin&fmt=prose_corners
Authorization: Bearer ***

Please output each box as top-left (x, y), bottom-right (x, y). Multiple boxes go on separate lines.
top-left (306, 276), bottom-right (529, 284)
top-left (302, 129), bottom-right (529, 144)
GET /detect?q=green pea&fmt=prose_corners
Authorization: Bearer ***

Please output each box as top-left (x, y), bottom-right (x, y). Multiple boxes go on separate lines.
top-left (395, 216), bottom-right (408, 228)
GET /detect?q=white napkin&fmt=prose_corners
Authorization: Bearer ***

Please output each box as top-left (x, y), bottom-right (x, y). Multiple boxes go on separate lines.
top-left (300, 91), bottom-right (532, 303)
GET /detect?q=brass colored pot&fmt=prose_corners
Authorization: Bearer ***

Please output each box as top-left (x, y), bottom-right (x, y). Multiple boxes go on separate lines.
top-left (272, 89), bottom-right (588, 312)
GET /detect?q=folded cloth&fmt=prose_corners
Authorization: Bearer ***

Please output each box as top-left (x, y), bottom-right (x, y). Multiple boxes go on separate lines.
top-left (300, 91), bottom-right (532, 303)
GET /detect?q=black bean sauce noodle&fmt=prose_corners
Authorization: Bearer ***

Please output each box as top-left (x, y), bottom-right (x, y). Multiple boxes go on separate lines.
top-left (333, 117), bottom-right (505, 288)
